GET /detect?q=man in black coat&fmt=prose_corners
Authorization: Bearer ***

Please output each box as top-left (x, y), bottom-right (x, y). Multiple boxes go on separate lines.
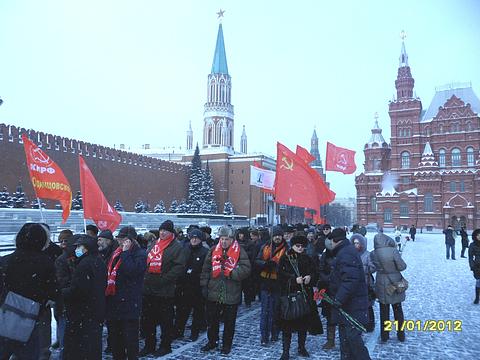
top-left (409, 225), bottom-right (416, 242)
top-left (63, 234), bottom-right (107, 360)
top-left (326, 228), bottom-right (371, 360)
top-left (443, 225), bottom-right (456, 260)
top-left (173, 229), bottom-right (209, 341)
top-left (105, 226), bottom-right (147, 360)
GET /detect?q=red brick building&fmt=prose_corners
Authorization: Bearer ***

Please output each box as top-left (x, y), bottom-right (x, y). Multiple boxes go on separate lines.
top-left (356, 39), bottom-right (480, 231)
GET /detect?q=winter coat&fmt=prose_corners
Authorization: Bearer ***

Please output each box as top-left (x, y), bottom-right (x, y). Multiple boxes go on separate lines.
top-left (328, 240), bottom-right (368, 326)
top-left (0, 249), bottom-right (57, 309)
top-left (143, 239), bottom-right (186, 298)
top-left (468, 240), bottom-right (480, 279)
top-left (278, 249), bottom-right (317, 331)
top-left (54, 242), bottom-right (77, 316)
top-left (443, 228), bottom-right (456, 245)
top-left (371, 233), bottom-right (407, 305)
top-left (350, 234), bottom-right (376, 306)
top-left (409, 226), bottom-right (416, 236)
top-left (177, 243), bottom-right (209, 296)
top-left (62, 237), bottom-right (107, 323)
top-left (44, 242), bottom-right (63, 263)
top-left (200, 245), bottom-right (251, 305)
top-left (99, 242), bottom-right (119, 263)
top-left (106, 244), bottom-right (147, 320)
top-left (460, 229), bottom-right (469, 248)
top-left (255, 241), bottom-right (287, 293)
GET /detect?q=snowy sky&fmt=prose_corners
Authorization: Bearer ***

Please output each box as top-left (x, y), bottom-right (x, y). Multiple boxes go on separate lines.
top-left (0, 0), bottom-right (479, 198)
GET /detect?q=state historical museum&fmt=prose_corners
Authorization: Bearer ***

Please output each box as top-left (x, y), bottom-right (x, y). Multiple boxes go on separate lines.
top-left (356, 39), bottom-right (480, 231)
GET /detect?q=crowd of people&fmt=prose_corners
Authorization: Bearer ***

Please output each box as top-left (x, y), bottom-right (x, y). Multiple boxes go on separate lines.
top-left (0, 220), bottom-right (479, 360)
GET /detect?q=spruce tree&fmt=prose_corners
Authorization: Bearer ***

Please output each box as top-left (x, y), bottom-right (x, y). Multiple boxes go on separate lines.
top-left (178, 199), bottom-right (189, 213)
top-left (31, 198), bottom-right (46, 209)
top-left (201, 161), bottom-right (217, 213)
top-left (187, 144), bottom-right (203, 213)
top-left (114, 200), bottom-right (124, 211)
top-left (71, 191), bottom-right (83, 210)
top-left (223, 201), bottom-right (234, 215)
top-left (10, 183), bottom-right (27, 208)
top-left (135, 200), bottom-right (147, 213)
top-left (0, 186), bottom-right (11, 208)
top-left (169, 199), bottom-right (178, 213)
top-left (154, 200), bottom-right (166, 213)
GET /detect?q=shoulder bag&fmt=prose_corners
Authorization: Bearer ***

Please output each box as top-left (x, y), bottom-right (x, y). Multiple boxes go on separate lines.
top-left (375, 251), bottom-right (409, 296)
top-left (279, 255), bottom-right (311, 320)
top-left (0, 259), bottom-right (41, 343)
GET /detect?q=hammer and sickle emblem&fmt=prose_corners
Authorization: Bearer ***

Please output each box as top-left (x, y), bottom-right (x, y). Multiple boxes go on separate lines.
top-left (280, 156), bottom-right (294, 171)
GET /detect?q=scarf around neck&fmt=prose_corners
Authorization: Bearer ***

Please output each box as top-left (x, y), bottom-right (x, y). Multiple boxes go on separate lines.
top-left (212, 240), bottom-right (240, 278)
top-left (105, 247), bottom-right (123, 296)
top-left (147, 233), bottom-right (175, 274)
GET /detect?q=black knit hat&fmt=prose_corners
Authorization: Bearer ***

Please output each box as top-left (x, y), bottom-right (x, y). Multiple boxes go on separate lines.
top-left (272, 225), bottom-right (284, 237)
top-left (15, 223), bottom-right (49, 252)
top-left (159, 220), bottom-right (175, 233)
top-left (188, 229), bottom-right (204, 241)
top-left (98, 229), bottom-right (114, 241)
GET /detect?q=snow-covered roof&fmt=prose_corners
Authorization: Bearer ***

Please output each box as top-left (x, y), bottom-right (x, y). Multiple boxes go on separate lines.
top-left (421, 84), bottom-right (480, 123)
top-left (366, 119), bottom-right (388, 149)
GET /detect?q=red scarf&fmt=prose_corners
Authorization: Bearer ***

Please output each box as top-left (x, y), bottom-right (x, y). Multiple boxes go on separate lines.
top-left (212, 240), bottom-right (240, 278)
top-left (147, 233), bottom-right (175, 274)
top-left (105, 247), bottom-right (123, 296)
top-left (260, 242), bottom-right (286, 280)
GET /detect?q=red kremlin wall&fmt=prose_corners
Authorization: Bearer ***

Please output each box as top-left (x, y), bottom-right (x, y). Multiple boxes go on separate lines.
top-left (0, 124), bottom-right (188, 210)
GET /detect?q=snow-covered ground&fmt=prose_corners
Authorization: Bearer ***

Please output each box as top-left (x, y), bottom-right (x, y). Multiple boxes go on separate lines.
top-left (2, 232), bottom-right (478, 359)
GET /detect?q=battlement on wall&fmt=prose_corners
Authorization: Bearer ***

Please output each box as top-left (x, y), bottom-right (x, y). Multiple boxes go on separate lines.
top-left (0, 123), bottom-right (188, 174)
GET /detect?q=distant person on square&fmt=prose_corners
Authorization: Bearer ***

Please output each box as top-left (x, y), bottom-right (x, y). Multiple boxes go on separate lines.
top-left (409, 225), bottom-right (416, 242)
top-left (443, 225), bottom-right (456, 260)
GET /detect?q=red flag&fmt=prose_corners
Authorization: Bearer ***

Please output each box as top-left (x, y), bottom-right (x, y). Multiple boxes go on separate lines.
top-left (274, 142), bottom-right (335, 210)
top-left (296, 145), bottom-right (316, 164)
top-left (325, 142), bottom-right (357, 174)
top-left (22, 134), bottom-right (72, 223)
top-left (304, 210), bottom-right (313, 219)
top-left (79, 156), bottom-right (122, 232)
top-left (313, 212), bottom-right (324, 225)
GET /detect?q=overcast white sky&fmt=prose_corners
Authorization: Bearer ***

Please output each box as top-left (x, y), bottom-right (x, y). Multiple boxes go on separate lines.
top-left (1, 0), bottom-right (479, 198)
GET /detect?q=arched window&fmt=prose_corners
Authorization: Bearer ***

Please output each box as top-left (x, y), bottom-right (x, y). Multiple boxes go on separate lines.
top-left (424, 192), bottom-right (433, 212)
top-left (401, 151), bottom-right (410, 169)
top-left (424, 127), bottom-right (431, 136)
top-left (466, 122), bottom-right (473, 131)
top-left (384, 208), bottom-right (392, 223)
top-left (451, 148), bottom-right (461, 167)
top-left (439, 149), bottom-right (446, 168)
top-left (467, 147), bottom-right (474, 166)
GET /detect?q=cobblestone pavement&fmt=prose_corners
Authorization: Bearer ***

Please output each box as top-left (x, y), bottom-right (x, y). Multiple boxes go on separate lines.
top-left (50, 233), bottom-right (480, 360)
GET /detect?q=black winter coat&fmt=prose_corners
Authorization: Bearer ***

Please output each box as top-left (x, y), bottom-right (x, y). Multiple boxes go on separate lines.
top-left (62, 246), bottom-right (107, 323)
top-left (443, 229), bottom-right (456, 245)
top-left (0, 249), bottom-right (57, 308)
top-left (255, 241), bottom-right (287, 293)
top-left (469, 240), bottom-right (480, 279)
top-left (106, 244), bottom-right (147, 320)
top-left (328, 240), bottom-right (368, 326)
top-left (177, 243), bottom-right (209, 294)
top-left (278, 250), bottom-right (317, 332)
top-left (143, 239), bottom-right (186, 298)
top-left (460, 229), bottom-right (469, 248)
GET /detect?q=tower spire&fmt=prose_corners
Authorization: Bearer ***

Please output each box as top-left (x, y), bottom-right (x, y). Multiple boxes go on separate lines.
top-left (186, 121), bottom-right (193, 151)
top-left (211, 22), bottom-right (228, 75)
top-left (395, 30), bottom-right (415, 101)
top-left (240, 125), bottom-right (247, 153)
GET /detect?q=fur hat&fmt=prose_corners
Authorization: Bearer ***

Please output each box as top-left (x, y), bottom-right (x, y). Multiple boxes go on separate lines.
top-left (291, 234), bottom-right (308, 247)
top-left (328, 228), bottom-right (347, 242)
top-left (188, 229), bottom-right (204, 241)
top-left (217, 226), bottom-right (234, 238)
top-left (159, 220), bottom-right (175, 234)
top-left (117, 226), bottom-right (137, 240)
top-left (72, 234), bottom-right (98, 252)
top-left (15, 223), bottom-right (49, 252)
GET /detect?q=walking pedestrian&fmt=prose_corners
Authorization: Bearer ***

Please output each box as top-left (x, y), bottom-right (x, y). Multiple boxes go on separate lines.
top-left (460, 226), bottom-right (469, 258)
top-left (409, 225), bottom-right (416, 242)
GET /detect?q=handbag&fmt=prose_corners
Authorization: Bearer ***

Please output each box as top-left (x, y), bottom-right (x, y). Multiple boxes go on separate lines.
top-left (0, 291), bottom-right (40, 342)
top-left (375, 251), bottom-right (409, 296)
top-left (279, 255), bottom-right (311, 320)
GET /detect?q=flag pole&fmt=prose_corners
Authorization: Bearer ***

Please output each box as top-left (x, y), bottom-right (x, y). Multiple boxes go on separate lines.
top-left (248, 185), bottom-right (252, 225)
top-left (37, 197), bottom-right (45, 223)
